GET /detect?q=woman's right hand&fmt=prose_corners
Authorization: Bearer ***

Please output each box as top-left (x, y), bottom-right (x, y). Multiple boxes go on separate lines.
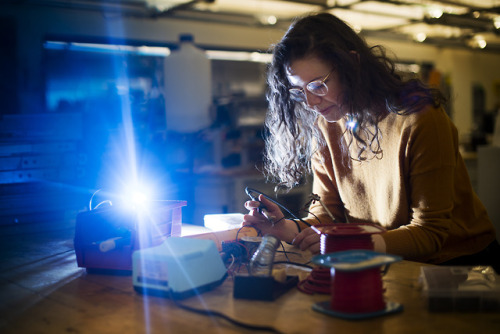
top-left (242, 195), bottom-right (298, 243)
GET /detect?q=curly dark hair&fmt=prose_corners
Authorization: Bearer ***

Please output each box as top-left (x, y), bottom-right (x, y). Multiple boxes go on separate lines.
top-left (264, 12), bottom-right (446, 189)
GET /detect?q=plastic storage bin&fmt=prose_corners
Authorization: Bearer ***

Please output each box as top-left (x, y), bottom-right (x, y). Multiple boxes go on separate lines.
top-left (420, 266), bottom-right (500, 312)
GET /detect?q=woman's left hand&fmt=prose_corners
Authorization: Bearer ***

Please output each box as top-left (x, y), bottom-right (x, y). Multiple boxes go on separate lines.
top-left (292, 227), bottom-right (322, 254)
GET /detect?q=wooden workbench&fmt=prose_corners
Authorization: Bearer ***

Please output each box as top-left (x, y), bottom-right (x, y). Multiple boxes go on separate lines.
top-left (1, 226), bottom-right (499, 334)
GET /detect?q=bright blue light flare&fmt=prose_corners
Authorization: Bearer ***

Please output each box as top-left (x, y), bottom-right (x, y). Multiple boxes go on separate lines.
top-left (120, 183), bottom-right (155, 211)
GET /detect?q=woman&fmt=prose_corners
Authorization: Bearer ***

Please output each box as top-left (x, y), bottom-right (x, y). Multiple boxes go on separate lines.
top-left (243, 13), bottom-right (499, 268)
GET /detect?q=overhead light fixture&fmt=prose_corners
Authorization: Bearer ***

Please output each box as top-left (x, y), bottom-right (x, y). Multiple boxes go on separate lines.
top-left (44, 41), bottom-right (172, 56)
top-left (468, 35), bottom-right (487, 49)
top-left (400, 0), bottom-right (469, 15)
top-left (44, 40), bottom-right (273, 62)
top-left (350, 1), bottom-right (425, 20)
top-left (395, 23), bottom-right (466, 39)
top-left (427, 6), bottom-right (443, 19)
top-left (145, 0), bottom-right (194, 12)
top-left (495, 17), bottom-right (500, 29)
top-left (258, 15), bottom-right (277, 25)
top-left (331, 8), bottom-right (410, 30)
top-left (205, 50), bottom-right (272, 63)
top-left (193, 0), bottom-right (321, 19)
top-left (414, 32), bottom-right (427, 43)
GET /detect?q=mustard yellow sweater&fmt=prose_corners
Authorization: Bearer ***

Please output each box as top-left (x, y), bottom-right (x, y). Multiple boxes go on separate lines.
top-left (303, 105), bottom-right (496, 264)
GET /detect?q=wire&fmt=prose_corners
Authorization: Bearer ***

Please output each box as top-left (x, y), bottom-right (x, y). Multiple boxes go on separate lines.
top-left (278, 241), bottom-right (291, 262)
top-left (309, 193), bottom-right (336, 223)
top-left (226, 254), bottom-right (236, 275)
top-left (89, 189), bottom-right (113, 211)
top-left (297, 267), bottom-right (331, 295)
top-left (273, 261), bottom-right (313, 270)
top-left (169, 291), bottom-right (284, 334)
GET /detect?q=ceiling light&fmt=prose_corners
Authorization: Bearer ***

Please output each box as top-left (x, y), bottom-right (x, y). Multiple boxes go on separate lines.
top-left (414, 32), bottom-right (427, 43)
top-left (335, 0), bottom-right (359, 5)
top-left (205, 50), bottom-right (272, 63)
top-left (428, 7), bottom-right (443, 19)
top-left (495, 17), bottom-right (500, 29)
top-left (400, 0), bottom-right (469, 15)
top-left (476, 36), bottom-right (487, 49)
top-left (145, 0), bottom-right (193, 12)
top-left (258, 15), bottom-right (277, 25)
top-left (351, 1), bottom-right (424, 20)
top-left (331, 9), bottom-right (409, 30)
top-left (469, 35), bottom-right (487, 49)
top-left (193, 0), bottom-right (321, 19)
top-left (395, 63), bottom-right (420, 74)
top-left (395, 23), bottom-right (466, 39)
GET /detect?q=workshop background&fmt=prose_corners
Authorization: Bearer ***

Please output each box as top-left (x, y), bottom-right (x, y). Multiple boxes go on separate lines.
top-left (1, 1), bottom-right (500, 234)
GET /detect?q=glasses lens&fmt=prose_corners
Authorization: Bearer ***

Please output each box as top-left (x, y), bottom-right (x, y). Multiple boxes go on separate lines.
top-left (306, 81), bottom-right (328, 96)
top-left (289, 88), bottom-right (306, 102)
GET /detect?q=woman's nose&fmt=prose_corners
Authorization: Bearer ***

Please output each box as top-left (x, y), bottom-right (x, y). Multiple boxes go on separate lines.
top-left (304, 91), bottom-right (322, 107)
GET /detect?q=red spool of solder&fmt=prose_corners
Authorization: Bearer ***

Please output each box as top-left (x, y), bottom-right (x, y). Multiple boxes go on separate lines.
top-left (311, 250), bottom-right (403, 319)
top-left (318, 223), bottom-right (381, 254)
top-left (297, 223), bottom-right (385, 295)
top-left (330, 267), bottom-right (385, 313)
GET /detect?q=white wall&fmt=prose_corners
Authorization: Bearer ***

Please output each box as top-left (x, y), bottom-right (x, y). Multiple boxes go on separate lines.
top-left (4, 4), bottom-right (500, 139)
top-left (367, 38), bottom-right (500, 138)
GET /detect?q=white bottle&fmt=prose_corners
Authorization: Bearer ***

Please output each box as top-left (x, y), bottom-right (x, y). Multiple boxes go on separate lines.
top-left (163, 34), bottom-right (212, 133)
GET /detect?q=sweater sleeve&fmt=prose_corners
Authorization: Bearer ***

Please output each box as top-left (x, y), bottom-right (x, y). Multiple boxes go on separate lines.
top-left (382, 107), bottom-right (457, 261)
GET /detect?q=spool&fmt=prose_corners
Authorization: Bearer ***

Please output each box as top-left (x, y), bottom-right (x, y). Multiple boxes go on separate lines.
top-left (311, 250), bottom-right (403, 319)
top-left (297, 223), bottom-right (384, 295)
top-left (320, 224), bottom-right (378, 254)
top-left (330, 267), bottom-right (384, 313)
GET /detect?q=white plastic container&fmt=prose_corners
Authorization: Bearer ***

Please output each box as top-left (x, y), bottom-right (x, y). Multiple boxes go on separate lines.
top-left (163, 34), bottom-right (212, 133)
top-left (420, 266), bottom-right (500, 312)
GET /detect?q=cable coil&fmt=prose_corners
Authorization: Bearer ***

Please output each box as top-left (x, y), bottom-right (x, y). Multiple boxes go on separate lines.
top-left (298, 223), bottom-right (383, 295)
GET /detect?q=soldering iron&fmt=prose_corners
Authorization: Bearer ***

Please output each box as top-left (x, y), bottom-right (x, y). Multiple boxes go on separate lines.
top-left (244, 187), bottom-right (312, 230)
top-left (245, 187), bottom-right (275, 224)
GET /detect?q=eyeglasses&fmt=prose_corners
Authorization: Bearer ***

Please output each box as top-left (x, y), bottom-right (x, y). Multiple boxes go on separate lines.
top-left (288, 69), bottom-right (334, 103)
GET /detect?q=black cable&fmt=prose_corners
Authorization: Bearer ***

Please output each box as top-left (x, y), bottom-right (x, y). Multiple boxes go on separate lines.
top-left (169, 291), bottom-right (284, 334)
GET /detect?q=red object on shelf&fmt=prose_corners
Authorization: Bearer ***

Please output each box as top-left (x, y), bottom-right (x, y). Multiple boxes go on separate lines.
top-left (74, 200), bottom-right (186, 272)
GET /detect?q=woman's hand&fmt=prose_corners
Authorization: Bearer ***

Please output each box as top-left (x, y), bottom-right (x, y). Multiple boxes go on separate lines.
top-left (242, 195), bottom-right (298, 243)
top-left (292, 227), bottom-right (321, 254)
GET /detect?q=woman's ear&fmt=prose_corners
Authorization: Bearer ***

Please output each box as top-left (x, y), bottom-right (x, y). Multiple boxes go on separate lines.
top-left (349, 50), bottom-right (360, 62)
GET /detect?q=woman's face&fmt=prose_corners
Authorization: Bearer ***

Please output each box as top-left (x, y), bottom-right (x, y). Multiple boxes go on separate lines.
top-left (286, 55), bottom-right (346, 123)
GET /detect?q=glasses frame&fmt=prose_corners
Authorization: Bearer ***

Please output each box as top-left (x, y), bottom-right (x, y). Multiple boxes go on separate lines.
top-left (288, 69), bottom-right (334, 103)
